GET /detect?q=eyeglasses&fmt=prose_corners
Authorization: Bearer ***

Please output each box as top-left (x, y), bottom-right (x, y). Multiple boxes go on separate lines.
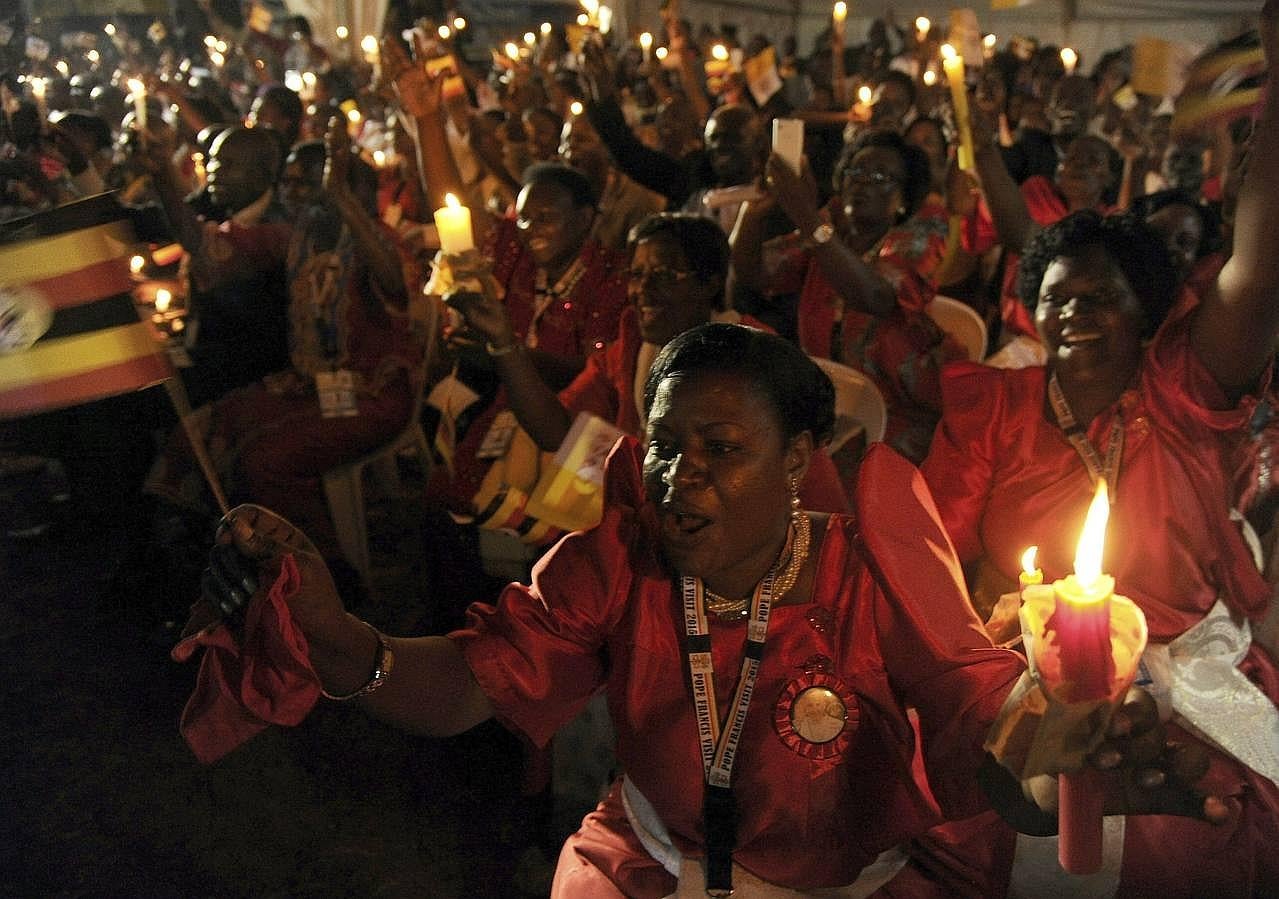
top-left (627, 265), bottom-right (694, 289)
top-left (842, 168), bottom-right (899, 187)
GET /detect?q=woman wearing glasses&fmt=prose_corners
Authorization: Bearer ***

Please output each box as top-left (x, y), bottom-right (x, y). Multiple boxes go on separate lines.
top-left (732, 130), bottom-right (961, 463)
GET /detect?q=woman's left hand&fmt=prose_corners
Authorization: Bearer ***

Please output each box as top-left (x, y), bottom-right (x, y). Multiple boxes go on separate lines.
top-left (1030, 687), bottom-right (1230, 823)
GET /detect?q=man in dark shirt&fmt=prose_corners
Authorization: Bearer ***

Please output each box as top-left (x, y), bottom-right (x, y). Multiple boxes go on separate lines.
top-left (1000, 74), bottom-right (1095, 184)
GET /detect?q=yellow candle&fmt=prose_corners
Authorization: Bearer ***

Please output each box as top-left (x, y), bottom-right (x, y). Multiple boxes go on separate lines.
top-left (1019, 546), bottom-right (1042, 590)
top-left (434, 193), bottom-right (474, 255)
top-left (940, 45), bottom-right (974, 171)
top-left (833, 2), bottom-right (848, 26)
top-left (127, 78), bottom-right (147, 131)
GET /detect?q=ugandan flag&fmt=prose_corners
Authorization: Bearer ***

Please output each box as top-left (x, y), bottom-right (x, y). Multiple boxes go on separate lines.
top-left (1172, 30), bottom-right (1267, 137)
top-left (0, 194), bottom-right (174, 418)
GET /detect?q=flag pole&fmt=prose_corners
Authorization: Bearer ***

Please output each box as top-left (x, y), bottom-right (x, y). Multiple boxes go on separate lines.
top-left (162, 375), bottom-right (230, 516)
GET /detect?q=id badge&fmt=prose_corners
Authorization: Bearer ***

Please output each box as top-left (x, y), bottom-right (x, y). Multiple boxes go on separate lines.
top-left (476, 409), bottom-right (518, 460)
top-left (316, 369), bottom-right (359, 418)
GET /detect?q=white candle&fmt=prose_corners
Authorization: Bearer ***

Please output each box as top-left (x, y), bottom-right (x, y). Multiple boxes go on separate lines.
top-left (639, 31), bottom-right (653, 62)
top-left (1060, 47), bottom-right (1078, 76)
top-left (127, 77), bottom-right (147, 130)
top-left (154, 288), bottom-right (172, 312)
top-left (434, 193), bottom-right (474, 254)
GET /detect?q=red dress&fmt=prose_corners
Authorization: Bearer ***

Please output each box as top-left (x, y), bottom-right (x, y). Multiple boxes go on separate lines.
top-left (438, 219), bottom-right (630, 511)
top-left (558, 310), bottom-right (851, 513)
top-left (780, 201), bottom-right (961, 463)
top-left (451, 440), bottom-right (1025, 895)
top-left (921, 307), bottom-right (1279, 896)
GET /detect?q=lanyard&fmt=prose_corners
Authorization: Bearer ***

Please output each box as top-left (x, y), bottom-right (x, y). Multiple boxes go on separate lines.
top-left (681, 573), bottom-right (774, 896)
top-left (1048, 372), bottom-right (1124, 502)
top-left (528, 256), bottom-right (587, 349)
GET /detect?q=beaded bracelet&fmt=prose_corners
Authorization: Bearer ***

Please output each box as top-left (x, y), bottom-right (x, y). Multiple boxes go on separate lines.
top-left (321, 621), bottom-right (395, 701)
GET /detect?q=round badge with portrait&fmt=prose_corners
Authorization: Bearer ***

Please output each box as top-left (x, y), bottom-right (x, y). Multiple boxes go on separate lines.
top-left (773, 671), bottom-right (858, 760)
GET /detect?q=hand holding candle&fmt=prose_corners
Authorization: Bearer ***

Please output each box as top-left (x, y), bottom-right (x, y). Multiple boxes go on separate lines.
top-left (127, 77), bottom-right (147, 134)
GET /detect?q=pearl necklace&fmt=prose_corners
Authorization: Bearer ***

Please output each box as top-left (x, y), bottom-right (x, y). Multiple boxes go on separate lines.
top-left (703, 511), bottom-right (812, 621)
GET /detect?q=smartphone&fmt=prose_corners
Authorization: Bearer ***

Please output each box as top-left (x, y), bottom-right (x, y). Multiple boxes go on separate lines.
top-left (772, 118), bottom-right (803, 175)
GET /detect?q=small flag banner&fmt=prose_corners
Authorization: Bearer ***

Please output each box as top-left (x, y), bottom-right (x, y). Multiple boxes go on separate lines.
top-left (1172, 30), bottom-right (1267, 137)
top-left (0, 196), bottom-right (174, 418)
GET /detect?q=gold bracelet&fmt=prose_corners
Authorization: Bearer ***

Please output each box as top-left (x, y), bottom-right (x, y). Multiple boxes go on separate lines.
top-left (321, 621), bottom-right (395, 701)
top-left (486, 340), bottom-right (520, 357)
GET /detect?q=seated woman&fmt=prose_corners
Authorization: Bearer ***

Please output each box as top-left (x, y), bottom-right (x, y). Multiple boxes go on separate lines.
top-left (387, 47), bottom-right (630, 512)
top-left (451, 212), bottom-right (848, 514)
top-left (206, 323), bottom-right (1213, 897)
top-left (146, 119), bottom-right (422, 569)
top-left (967, 116), bottom-right (1120, 361)
top-left (920, 21), bottom-right (1279, 885)
top-left (732, 130), bottom-right (959, 463)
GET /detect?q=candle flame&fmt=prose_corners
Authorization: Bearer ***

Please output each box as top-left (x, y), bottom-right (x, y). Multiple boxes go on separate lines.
top-left (983, 33), bottom-right (998, 49)
top-left (577, 13), bottom-right (590, 26)
top-left (127, 77), bottom-right (145, 96)
top-left (453, 17), bottom-right (466, 31)
top-left (569, 100), bottom-right (584, 116)
top-left (922, 69), bottom-right (937, 86)
top-left (444, 193), bottom-right (461, 209)
top-left (857, 84), bottom-right (873, 104)
top-left (130, 255), bottom-right (146, 274)
top-left (655, 46), bottom-right (668, 60)
top-left (581, 0), bottom-right (600, 14)
top-left (361, 35), bottom-right (378, 55)
top-left (711, 44), bottom-right (729, 62)
top-left (915, 17), bottom-right (931, 35)
top-left (639, 31), bottom-right (653, 49)
top-left (335, 25), bottom-right (349, 40)
top-left (524, 32), bottom-right (536, 45)
top-left (541, 22), bottom-right (553, 36)
top-left (1022, 546), bottom-right (1039, 575)
top-left (940, 43), bottom-right (957, 61)
top-left (1074, 479), bottom-right (1109, 589)
top-left (438, 25), bottom-right (451, 40)
top-left (833, 2), bottom-right (848, 21)
top-left (154, 288), bottom-right (172, 312)
top-left (505, 42), bottom-right (520, 60)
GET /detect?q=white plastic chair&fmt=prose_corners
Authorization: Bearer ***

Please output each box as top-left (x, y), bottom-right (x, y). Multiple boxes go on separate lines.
top-left (926, 295), bottom-right (988, 362)
top-left (811, 356), bottom-right (887, 453)
top-left (322, 293), bottom-right (441, 583)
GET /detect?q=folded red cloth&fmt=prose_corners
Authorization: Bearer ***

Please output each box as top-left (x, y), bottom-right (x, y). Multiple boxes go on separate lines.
top-left (171, 554), bottom-right (321, 764)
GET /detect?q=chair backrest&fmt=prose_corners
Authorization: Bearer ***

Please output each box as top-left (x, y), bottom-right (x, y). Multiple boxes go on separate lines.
top-left (926, 296), bottom-right (987, 362)
top-left (811, 356), bottom-right (887, 452)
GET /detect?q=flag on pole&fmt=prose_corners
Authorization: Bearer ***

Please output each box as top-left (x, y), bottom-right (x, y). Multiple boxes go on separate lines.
top-left (1172, 30), bottom-right (1267, 137)
top-left (0, 195), bottom-right (175, 419)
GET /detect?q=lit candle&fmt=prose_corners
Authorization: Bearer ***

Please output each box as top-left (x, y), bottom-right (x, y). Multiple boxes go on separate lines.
top-left (1048, 479), bottom-right (1113, 874)
top-left (335, 25), bottom-right (349, 41)
top-left (30, 77), bottom-right (47, 121)
top-left (922, 69), bottom-right (937, 87)
top-left (569, 100), bottom-right (584, 117)
top-left (541, 22), bottom-right (553, 37)
top-left (434, 193), bottom-right (474, 255)
top-left (361, 34), bottom-right (379, 65)
top-left (655, 46), bottom-right (668, 62)
top-left (833, 2), bottom-right (848, 28)
top-left (453, 17), bottom-right (467, 31)
top-left (940, 44), bottom-right (974, 171)
top-left (154, 288), bottom-right (172, 312)
top-left (130, 255), bottom-right (146, 275)
top-left (711, 43), bottom-right (729, 62)
top-left (438, 25), bottom-right (452, 41)
top-left (1019, 546), bottom-right (1042, 590)
top-left (1060, 47), bottom-right (1078, 76)
top-left (577, 13), bottom-right (590, 27)
top-left (127, 77), bottom-right (147, 131)
top-left (524, 32), bottom-right (536, 46)
top-left (639, 31), bottom-right (653, 62)
top-left (915, 16), bottom-right (931, 41)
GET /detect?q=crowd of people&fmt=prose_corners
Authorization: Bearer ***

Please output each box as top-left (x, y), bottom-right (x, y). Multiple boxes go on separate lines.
top-left (3, 0), bottom-right (1279, 895)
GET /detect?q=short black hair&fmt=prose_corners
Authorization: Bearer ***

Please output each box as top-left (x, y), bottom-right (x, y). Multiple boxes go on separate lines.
top-left (644, 323), bottom-right (835, 446)
top-left (53, 110), bottom-right (111, 152)
top-left (285, 139), bottom-right (326, 178)
top-left (1132, 188), bottom-right (1223, 260)
top-left (521, 161), bottom-right (598, 208)
top-left (628, 213), bottom-right (730, 310)
top-left (1017, 210), bottom-right (1178, 338)
top-left (878, 70), bottom-right (917, 107)
top-left (834, 129), bottom-right (932, 221)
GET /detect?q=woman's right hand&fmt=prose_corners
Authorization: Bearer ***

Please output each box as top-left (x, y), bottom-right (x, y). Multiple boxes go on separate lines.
top-left (203, 506), bottom-right (347, 642)
top-left (763, 152), bottom-right (820, 233)
top-left (384, 32), bottom-right (446, 122)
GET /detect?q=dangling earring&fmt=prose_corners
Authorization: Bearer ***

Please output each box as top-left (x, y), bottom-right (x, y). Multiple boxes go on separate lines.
top-left (789, 475), bottom-right (802, 524)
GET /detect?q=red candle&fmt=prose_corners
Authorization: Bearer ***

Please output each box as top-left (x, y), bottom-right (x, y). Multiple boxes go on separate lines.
top-left (1047, 479), bottom-right (1114, 873)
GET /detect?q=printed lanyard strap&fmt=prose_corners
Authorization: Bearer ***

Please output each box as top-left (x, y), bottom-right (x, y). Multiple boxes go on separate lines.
top-left (1048, 372), bottom-right (1124, 501)
top-left (681, 574), bottom-right (774, 897)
